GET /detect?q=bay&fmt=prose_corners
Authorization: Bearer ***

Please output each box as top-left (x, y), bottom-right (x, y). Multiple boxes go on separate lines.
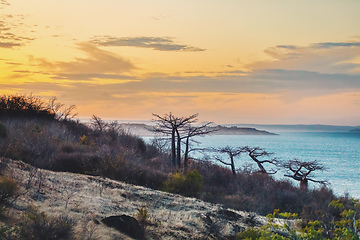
top-left (144, 132), bottom-right (360, 199)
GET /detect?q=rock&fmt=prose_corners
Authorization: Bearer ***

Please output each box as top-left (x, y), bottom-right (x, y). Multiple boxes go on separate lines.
top-left (218, 209), bottom-right (242, 221)
top-left (101, 215), bottom-right (143, 239)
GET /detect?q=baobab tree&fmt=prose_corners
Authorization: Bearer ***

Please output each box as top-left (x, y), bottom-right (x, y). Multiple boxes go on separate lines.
top-left (182, 123), bottom-right (218, 172)
top-left (209, 146), bottom-right (244, 175)
top-left (243, 146), bottom-right (278, 174)
top-left (282, 159), bottom-right (327, 190)
top-left (152, 113), bottom-right (198, 168)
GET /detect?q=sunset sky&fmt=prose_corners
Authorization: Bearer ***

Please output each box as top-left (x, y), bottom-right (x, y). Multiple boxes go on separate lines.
top-left (1, 0), bottom-right (360, 125)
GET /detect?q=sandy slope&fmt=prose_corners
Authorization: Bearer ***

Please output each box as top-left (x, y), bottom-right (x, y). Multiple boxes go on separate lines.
top-left (1, 158), bottom-right (289, 239)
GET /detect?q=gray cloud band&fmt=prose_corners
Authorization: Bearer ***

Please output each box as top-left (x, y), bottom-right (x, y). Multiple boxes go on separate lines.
top-left (92, 36), bottom-right (205, 52)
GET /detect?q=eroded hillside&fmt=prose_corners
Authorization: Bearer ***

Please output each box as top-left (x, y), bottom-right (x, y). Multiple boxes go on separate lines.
top-left (0, 158), bottom-right (291, 239)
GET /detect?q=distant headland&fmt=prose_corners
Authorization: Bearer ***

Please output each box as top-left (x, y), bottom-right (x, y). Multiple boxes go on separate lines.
top-left (120, 123), bottom-right (277, 136)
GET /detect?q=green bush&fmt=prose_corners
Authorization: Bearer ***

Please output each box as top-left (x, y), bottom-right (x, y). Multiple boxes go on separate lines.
top-left (0, 122), bottom-right (6, 138)
top-left (235, 204), bottom-right (360, 240)
top-left (162, 169), bottom-right (203, 197)
top-left (134, 206), bottom-right (151, 227)
top-left (0, 175), bottom-right (18, 205)
top-left (21, 207), bottom-right (75, 240)
top-left (235, 228), bottom-right (261, 240)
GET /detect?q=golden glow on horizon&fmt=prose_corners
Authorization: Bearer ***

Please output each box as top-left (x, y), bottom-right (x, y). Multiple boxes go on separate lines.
top-left (76, 91), bottom-right (360, 125)
top-left (1, 0), bottom-right (360, 125)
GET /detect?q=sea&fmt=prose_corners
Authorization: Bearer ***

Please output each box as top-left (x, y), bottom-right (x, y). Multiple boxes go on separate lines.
top-left (143, 132), bottom-right (360, 199)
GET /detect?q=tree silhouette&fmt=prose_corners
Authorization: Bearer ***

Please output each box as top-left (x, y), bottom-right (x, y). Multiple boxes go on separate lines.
top-left (243, 146), bottom-right (278, 174)
top-left (282, 159), bottom-right (327, 190)
top-left (152, 113), bottom-right (198, 168)
top-left (210, 146), bottom-right (244, 175)
top-left (181, 123), bottom-right (217, 172)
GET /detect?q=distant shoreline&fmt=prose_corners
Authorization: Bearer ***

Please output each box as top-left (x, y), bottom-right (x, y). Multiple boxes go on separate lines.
top-left (120, 123), bottom-right (277, 136)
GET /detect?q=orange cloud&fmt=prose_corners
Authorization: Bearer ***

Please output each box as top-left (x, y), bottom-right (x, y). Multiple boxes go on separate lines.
top-left (32, 43), bottom-right (137, 77)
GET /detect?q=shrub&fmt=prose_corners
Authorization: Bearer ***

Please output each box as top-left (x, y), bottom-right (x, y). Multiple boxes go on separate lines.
top-left (51, 152), bottom-right (96, 173)
top-left (162, 169), bottom-right (203, 197)
top-left (0, 122), bottom-right (6, 138)
top-left (134, 205), bottom-right (151, 237)
top-left (0, 225), bottom-right (21, 240)
top-left (0, 175), bottom-right (18, 205)
top-left (20, 207), bottom-right (75, 240)
top-left (0, 94), bottom-right (54, 120)
top-left (235, 228), bottom-right (261, 240)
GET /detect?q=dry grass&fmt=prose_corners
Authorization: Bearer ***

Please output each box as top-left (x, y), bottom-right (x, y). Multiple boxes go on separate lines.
top-left (1, 158), bottom-right (296, 239)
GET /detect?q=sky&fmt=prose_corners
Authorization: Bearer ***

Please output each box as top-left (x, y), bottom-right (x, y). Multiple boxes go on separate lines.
top-left (1, 0), bottom-right (360, 125)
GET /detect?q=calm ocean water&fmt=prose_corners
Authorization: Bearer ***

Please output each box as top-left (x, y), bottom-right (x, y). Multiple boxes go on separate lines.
top-left (144, 132), bottom-right (360, 198)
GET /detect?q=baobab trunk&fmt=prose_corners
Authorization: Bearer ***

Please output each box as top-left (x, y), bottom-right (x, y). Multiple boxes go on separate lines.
top-left (171, 128), bottom-right (176, 167)
top-left (255, 161), bottom-right (267, 174)
top-left (249, 153), bottom-right (267, 174)
top-left (300, 178), bottom-right (308, 190)
top-left (184, 136), bottom-right (190, 172)
top-left (230, 155), bottom-right (236, 175)
top-left (176, 128), bottom-right (181, 168)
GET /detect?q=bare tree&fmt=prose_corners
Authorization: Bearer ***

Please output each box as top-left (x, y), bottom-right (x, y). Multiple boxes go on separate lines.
top-left (282, 159), bottom-right (327, 190)
top-left (152, 113), bottom-right (178, 167)
top-left (244, 146), bottom-right (278, 174)
top-left (60, 104), bottom-right (78, 121)
top-left (152, 113), bottom-right (198, 168)
top-left (48, 96), bottom-right (64, 117)
top-left (174, 114), bottom-right (198, 168)
top-left (91, 115), bottom-right (107, 132)
top-left (182, 123), bottom-right (218, 172)
top-left (210, 146), bottom-right (244, 175)
top-left (47, 96), bottom-right (77, 121)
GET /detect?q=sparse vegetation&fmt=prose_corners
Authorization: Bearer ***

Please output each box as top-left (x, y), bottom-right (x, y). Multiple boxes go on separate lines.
top-left (0, 93), bottom-right (359, 239)
top-left (134, 206), bottom-right (151, 238)
top-left (235, 200), bottom-right (360, 239)
top-left (20, 206), bottom-right (75, 240)
top-left (0, 122), bottom-right (6, 138)
top-left (162, 169), bottom-right (203, 197)
top-left (134, 206), bottom-right (151, 227)
top-left (0, 175), bottom-right (18, 206)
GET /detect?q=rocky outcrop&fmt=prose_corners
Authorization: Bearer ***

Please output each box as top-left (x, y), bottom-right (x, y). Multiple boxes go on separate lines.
top-left (102, 215), bottom-right (143, 239)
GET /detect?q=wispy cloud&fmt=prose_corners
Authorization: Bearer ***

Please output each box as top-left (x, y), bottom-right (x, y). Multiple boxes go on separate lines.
top-left (184, 70), bottom-right (248, 75)
top-left (0, 42), bottom-right (21, 48)
top-left (0, 0), bottom-right (10, 7)
top-left (92, 36), bottom-right (205, 52)
top-left (151, 15), bottom-right (170, 21)
top-left (51, 73), bottom-right (137, 81)
top-left (311, 42), bottom-right (360, 49)
top-left (276, 41), bottom-right (360, 50)
top-left (276, 45), bottom-right (299, 50)
top-left (250, 69), bottom-right (360, 92)
top-left (5, 61), bottom-right (22, 65)
top-left (252, 40), bottom-right (360, 74)
top-left (0, 14), bottom-right (35, 48)
top-left (32, 43), bottom-right (137, 80)
top-left (56, 70), bottom-right (356, 95)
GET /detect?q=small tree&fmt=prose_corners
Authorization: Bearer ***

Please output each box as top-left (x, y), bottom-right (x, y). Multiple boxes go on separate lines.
top-left (282, 159), bottom-right (327, 190)
top-left (210, 146), bottom-right (244, 175)
top-left (244, 146), bottom-right (278, 174)
top-left (182, 123), bottom-right (217, 172)
top-left (152, 113), bottom-right (198, 168)
top-left (0, 175), bottom-right (18, 206)
top-left (90, 115), bottom-right (107, 133)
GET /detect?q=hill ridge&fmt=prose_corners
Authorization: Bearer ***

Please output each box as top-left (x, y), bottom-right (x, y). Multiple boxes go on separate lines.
top-left (1, 158), bottom-right (292, 239)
